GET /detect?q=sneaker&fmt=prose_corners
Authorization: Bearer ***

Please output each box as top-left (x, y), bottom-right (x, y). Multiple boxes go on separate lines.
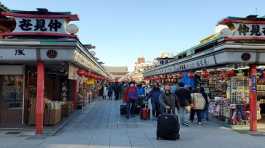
top-left (198, 122), bottom-right (202, 126)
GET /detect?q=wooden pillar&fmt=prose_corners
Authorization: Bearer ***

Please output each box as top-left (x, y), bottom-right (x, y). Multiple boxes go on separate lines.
top-left (249, 65), bottom-right (257, 132)
top-left (35, 61), bottom-right (45, 135)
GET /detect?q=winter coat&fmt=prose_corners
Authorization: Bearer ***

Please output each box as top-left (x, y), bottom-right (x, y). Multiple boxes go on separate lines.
top-left (159, 92), bottom-right (176, 113)
top-left (147, 88), bottom-right (161, 103)
top-left (124, 86), bottom-right (138, 102)
top-left (175, 87), bottom-right (192, 107)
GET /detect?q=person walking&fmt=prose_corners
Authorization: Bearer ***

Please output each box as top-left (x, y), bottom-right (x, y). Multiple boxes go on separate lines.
top-left (103, 84), bottom-right (108, 100)
top-left (190, 87), bottom-right (206, 125)
top-left (137, 83), bottom-right (145, 107)
top-left (200, 87), bottom-right (209, 121)
top-left (159, 85), bottom-right (177, 114)
top-left (124, 82), bottom-right (138, 119)
top-left (147, 83), bottom-right (162, 118)
top-left (175, 82), bottom-right (192, 126)
top-left (114, 82), bottom-right (121, 100)
top-left (107, 84), bottom-right (113, 100)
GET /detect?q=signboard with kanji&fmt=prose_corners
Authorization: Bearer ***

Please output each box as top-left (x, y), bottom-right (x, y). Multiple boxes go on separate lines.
top-left (232, 23), bottom-right (265, 37)
top-left (14, 18), bottom-right (66, 34)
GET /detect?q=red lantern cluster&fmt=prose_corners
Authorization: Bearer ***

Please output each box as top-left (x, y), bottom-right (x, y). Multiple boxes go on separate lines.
top-left (77, 69), bottom-right (105, 80)
top-left (226, 70), bottom-right (236, 77)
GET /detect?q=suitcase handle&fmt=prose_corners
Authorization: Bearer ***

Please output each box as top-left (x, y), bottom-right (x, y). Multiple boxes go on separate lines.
top-left (166, 107), bottom-right (173, 114)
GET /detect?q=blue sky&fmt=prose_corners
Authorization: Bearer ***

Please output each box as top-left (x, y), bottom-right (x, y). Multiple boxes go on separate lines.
top-left (2, 0), bottom-right (265, 71)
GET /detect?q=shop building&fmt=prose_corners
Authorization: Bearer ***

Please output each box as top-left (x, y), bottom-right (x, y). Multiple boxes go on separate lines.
top-left (0, 9), bottom-right (109, 134)
top-left (144, 15), bottom-right (265, 132)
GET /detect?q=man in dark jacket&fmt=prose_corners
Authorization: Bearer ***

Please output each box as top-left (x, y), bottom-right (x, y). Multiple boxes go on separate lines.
top-left (147, 83), bottom-right (162, 118)
top-left (159, 85), bottom-right (176, 114)
top-left (175, 82), bottom-right (192, 126)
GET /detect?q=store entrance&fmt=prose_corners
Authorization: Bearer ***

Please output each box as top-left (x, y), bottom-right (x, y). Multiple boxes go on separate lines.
top-left (0, 75), bottom-right (24, 128)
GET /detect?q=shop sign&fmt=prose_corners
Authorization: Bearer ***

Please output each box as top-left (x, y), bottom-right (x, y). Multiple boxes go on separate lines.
top-left (174, 56), bottom-right (216, 72)
top-left (14, 17), bottom-right (66, 34)
top-left (46, 49), bottom-right (58, 59)
top-left (0, 48), bottom-right (36, 60)
top-left (73, 51), bottom-right (95, 71)
top-left (232, 23), bottom-right (265, 37)
top-left (68, 64), bottom-right (78, 80)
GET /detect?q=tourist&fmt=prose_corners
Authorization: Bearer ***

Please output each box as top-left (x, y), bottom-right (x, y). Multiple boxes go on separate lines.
top-left (175, 82), bottom-right (192, 126)
top-left (103, 84), bottom-right (108, 100)
top-left (124, 82), bottom-right (138, 119)
top-left (190, 87), bottom-right (206, 125)
top-left (159, 85), bottom-right (177, 114)
top-left (137, 83), bottom-right (145, 107)
top-left (200, 87), bottom-right (209, 121)
top-left (147, 83), bottom-right (162, 118)
top-left (107, 84), bottom-right (113, 100)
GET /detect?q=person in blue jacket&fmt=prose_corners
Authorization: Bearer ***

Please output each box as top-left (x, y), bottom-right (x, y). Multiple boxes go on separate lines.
top-left (147, 83), bottom-right (162, 118)
top-left (137, 83), bottom-right (145, 107)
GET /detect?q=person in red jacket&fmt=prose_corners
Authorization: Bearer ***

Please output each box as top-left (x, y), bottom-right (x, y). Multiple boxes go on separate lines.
top-left (124, 82), bottom-right (138, 119)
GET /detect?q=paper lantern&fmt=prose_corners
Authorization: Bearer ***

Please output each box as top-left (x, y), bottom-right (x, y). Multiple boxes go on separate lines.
top-left (66, 24), bottom-right (79, 34)
top-left (77, 69), bottom-right (86, 76)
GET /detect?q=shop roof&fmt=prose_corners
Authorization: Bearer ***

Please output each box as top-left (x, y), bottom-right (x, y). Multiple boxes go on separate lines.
top-left (218, 15), bottom-right (265, 25)
top-left (1, 8), bottom-right (79, 21)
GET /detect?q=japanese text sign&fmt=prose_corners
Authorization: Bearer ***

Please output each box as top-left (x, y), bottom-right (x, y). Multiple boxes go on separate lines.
top-left (14, 17), bottom-right (66, 33)
top-left (233, 23), bottom-right (265, 37)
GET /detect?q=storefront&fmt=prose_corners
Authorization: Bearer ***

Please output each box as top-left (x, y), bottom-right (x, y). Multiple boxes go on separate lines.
top-left (0, 9), bottom-right (109, 134)
top-left (144, 16), bottom-right (265, 132)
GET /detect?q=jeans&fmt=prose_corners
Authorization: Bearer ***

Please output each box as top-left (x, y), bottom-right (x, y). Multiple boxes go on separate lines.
top-left (179, 107), bottom-right (190, 126)
top-left (151, 101), bottom-right (160, 117)
top-left (127, 100), bottom-right (136, 118)
top-left (190, 109), bottom-right (203, 123)
top-left (203, 105), bottom-right (209, 121)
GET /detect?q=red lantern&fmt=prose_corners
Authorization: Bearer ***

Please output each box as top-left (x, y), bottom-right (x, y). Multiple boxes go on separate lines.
top-left (77, 69), bottom-right (86, 76)
top-left (226, 70), bottom-right (236, 77)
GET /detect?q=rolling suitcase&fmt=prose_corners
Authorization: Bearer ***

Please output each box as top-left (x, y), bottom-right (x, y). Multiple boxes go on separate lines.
top-left (140, 104), bottom-right (150, 120)
top-left (157, 109), bottom-right (180, 140)
top-left (120, 104), bottom-right (127, 115)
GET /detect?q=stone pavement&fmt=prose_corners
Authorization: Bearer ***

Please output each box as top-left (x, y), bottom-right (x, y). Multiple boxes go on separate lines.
top-left (0, 99), bottom-right (264, 148)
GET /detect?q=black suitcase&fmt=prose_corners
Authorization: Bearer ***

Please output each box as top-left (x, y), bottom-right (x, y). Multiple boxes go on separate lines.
top-left (120, 104), bottom-right (127, 115)
top-left (157, 113), bottom-right (180, 140)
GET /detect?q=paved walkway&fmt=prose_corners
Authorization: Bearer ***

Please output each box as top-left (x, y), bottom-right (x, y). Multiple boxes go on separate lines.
top-left (0, 99), bottom-right (264, 148)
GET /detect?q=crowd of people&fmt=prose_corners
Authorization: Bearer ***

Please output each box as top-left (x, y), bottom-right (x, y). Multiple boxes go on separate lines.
top-left (99, 81), bottom-right (209, 126)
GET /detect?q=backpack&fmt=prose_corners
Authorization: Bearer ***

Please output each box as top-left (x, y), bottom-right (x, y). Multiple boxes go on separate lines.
top-left (191, 93), bottom-right (206, 110)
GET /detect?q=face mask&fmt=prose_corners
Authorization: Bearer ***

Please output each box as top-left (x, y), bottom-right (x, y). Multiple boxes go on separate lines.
top-left (130, 84), bottom-right (134, 87)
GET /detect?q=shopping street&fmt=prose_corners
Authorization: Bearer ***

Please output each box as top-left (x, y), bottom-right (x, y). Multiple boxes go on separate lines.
top-left (0, 99), bottom-right (264, 148)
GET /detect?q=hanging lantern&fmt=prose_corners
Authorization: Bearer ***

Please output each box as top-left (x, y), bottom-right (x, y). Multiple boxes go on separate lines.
top-left (77, 69), bottom-right (86, 77)
top-left (226, 70), bottom-right (236, 77)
